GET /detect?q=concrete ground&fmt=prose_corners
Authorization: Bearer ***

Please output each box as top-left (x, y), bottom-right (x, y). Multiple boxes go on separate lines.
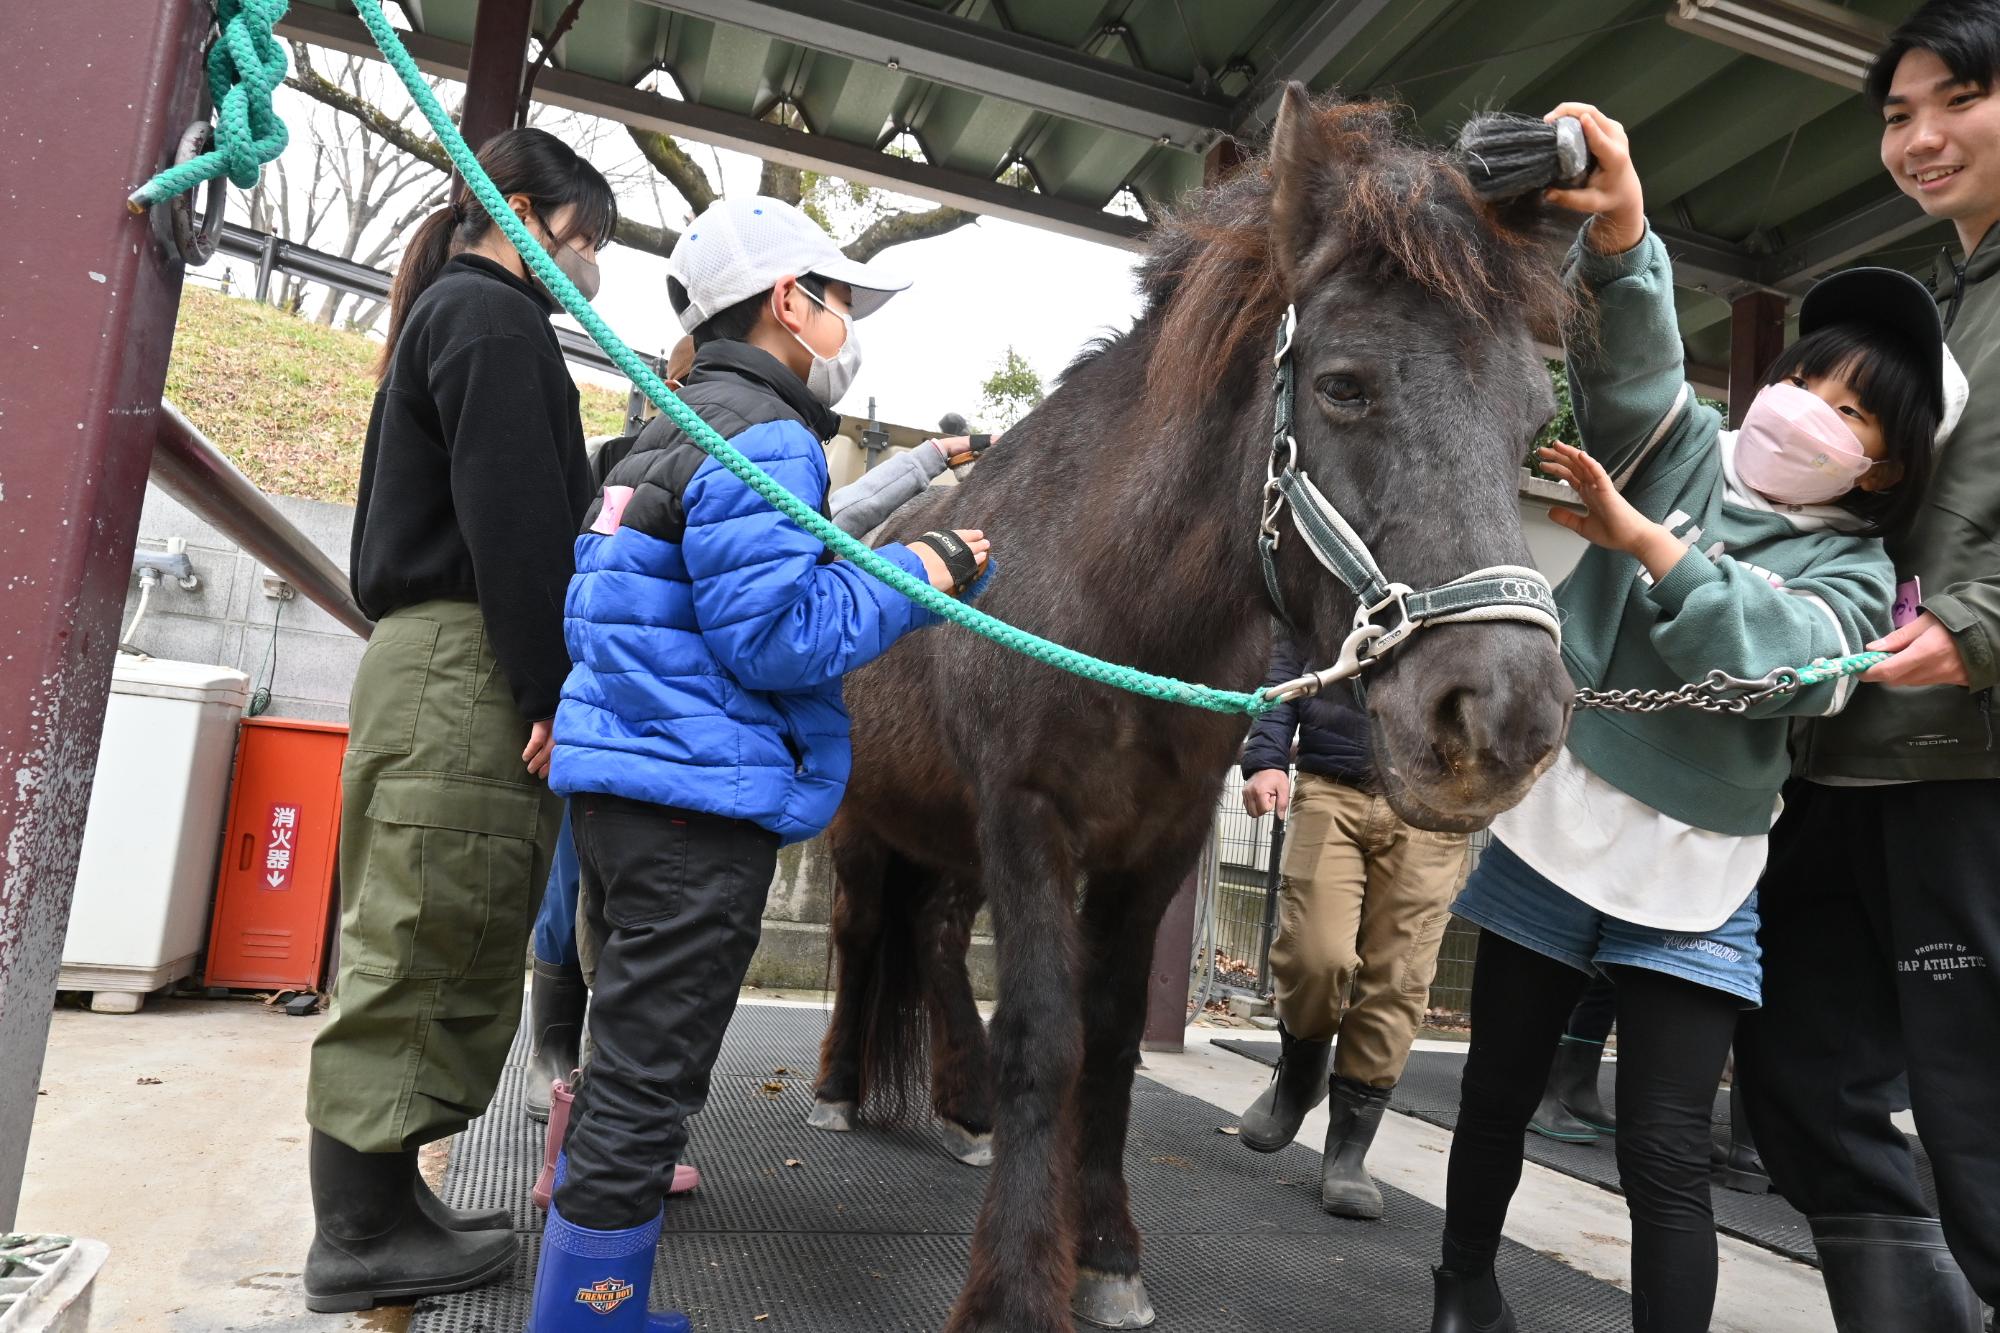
top-left (19, 993), bottom-right (1832, 1332)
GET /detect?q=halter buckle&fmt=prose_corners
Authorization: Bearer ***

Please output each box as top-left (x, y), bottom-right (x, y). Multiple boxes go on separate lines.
top-left (1355, 582), bottom-right (1418, 655)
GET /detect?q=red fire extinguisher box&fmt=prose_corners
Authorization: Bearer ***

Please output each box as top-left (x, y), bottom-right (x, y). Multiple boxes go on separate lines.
top-left (205, 717), bottom-right (348, 991)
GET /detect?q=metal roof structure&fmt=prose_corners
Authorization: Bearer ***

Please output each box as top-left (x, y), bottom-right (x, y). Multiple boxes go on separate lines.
top-left (281, 0), bottom-right (1946, 379)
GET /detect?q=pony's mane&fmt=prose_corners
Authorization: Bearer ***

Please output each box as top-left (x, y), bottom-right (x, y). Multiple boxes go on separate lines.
top-left (1140, 98), bottom-right (1570, 421)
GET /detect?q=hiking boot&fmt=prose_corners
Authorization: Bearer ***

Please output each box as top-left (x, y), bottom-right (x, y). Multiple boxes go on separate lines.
top-left (1712, 1084), bottom-right (1771, 1194)
top-left (1811, 1214), bottom-right (1983, 1333)
top-left (526, 956), bottom-right (587, 1123)
top-left (1236, 1024), bottom-right (1330, 1153)
top-left (303, 1129), bottom-right (517, 1313)
top-left (1428, 1265), bottom-right (1517, 1333)
top-left (1319, 1076), bottom-right (1391, 1220)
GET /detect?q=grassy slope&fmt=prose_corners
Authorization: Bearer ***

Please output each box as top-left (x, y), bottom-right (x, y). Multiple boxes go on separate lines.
top-left (165, 287), bottom-right (629, 504)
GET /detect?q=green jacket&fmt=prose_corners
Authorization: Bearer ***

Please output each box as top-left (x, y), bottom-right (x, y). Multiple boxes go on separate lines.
top-left (1556, 226), bottom-right (1896, 835)
top-left (1796, 229), bottom-right (2000, 780)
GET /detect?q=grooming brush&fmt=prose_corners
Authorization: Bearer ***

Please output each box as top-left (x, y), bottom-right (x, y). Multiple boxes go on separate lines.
top-left (1454, 112), bottom-right (1595, 202)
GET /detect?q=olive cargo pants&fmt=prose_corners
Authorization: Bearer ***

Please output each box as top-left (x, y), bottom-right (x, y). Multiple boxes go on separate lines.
top-left (1267, 772), bottom-right (1470, 1087)
top-left (308, 600), bottom-right (563, 1153)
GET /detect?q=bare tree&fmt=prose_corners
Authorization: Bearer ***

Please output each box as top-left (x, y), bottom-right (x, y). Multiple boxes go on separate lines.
top-left (280, 26), bottom-right (980, 290)
top-left (238, 46), bottom-right (455, 327)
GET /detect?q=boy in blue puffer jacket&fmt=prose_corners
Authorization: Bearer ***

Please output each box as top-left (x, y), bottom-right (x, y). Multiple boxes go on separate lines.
top-left (530, 196), bottom-right (991, 1331)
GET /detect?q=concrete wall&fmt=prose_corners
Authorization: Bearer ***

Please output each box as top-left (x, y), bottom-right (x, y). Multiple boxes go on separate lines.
top-left (124, 487), bottom-right (365, 723)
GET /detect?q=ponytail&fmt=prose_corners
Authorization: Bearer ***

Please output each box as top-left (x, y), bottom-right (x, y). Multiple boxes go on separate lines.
top-left (376, 201), bottom-right (462, 379)
top-left (375, 127), bottom-right (619, 381)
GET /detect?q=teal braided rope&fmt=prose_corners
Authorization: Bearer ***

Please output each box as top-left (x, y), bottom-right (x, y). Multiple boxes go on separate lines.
top-left (345, 0), bottom-right (1273, 718)
top-left (1791, 651), bottom-right (1889, 688)
top-left (130, 0), bottom-right (291, 209)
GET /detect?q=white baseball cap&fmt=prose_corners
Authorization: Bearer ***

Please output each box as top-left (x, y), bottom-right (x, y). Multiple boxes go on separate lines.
top-left (668, 195), bottom-right (910, 333)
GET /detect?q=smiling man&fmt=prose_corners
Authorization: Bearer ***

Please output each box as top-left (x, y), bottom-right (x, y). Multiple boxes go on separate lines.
top-left (1734, 4), bottom-right (2000, 1330)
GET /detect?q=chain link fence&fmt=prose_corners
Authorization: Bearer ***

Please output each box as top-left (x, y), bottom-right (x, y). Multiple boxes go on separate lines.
top-left (1198, 771), bottom-right (1485, 1033)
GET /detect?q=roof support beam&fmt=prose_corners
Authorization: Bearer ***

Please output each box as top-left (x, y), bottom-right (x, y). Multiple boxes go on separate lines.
top-left (1653, 223), bottom-right (1769, 298)
top-left (459, 0), bottom-right (534, 152)
top-left (1765, 193), bottom-right (1939, 290)
top-left (277, 4), bottom-right (1150, 251)
top-left (634, 0), bottom-right (1233, 150)
top-left (1235, 0), bottom-right (1400, 133)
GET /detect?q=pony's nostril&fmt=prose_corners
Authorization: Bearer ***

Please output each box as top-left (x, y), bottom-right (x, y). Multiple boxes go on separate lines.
top-left (1430, 686), bottom-right (1480, 763)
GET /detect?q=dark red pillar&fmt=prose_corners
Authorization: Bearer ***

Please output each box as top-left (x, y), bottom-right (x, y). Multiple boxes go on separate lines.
top-left (459, 0), bottom-right (536, 154)
top-left (1203, 136), bottom-right (1248, 188)
top-left (0, 0), bottom-right (211, 1224)
top-left (1729, 290), bottom-right (1789, 428)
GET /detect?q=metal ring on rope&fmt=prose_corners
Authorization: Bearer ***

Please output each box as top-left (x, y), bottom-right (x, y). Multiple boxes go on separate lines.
top-left (165, 122), bottom-right (228, 266)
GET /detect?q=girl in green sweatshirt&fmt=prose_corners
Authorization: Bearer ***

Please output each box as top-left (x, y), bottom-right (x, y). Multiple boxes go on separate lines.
top-left (1427, 104), bottom-right (1960, 1333)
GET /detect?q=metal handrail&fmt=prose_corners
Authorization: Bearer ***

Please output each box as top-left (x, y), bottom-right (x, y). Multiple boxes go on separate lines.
top-left (151, 400), bottom-right (372, 639)
top-left (215, 221), bottom-right (633, 379)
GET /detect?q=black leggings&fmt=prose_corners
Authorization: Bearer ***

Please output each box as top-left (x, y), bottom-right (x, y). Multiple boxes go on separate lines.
top-left (1442, 931), bottom-right (1739, 1333)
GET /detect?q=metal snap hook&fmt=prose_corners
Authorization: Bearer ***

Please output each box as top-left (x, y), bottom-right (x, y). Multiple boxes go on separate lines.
top-left (1272, 304), bottom-right (1298, 366)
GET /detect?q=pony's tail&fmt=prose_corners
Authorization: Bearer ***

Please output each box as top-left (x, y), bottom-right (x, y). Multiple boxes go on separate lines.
top-left (855, 852), bottom-right (932, 1125)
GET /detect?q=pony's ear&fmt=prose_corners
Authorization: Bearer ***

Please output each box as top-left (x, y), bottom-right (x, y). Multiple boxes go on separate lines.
top-left (1267, 82), bottom-right (1327, 294)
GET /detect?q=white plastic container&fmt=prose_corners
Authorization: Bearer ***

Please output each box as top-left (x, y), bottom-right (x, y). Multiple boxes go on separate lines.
top-left (59, 655), bottom-right (249, 1013)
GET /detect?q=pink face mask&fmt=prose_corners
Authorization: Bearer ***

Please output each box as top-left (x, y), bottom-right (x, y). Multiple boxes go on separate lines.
top-left (1733, 382), bottom-right (1875, 505)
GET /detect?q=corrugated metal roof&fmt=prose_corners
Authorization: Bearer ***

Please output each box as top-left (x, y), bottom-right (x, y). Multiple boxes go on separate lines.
top-left (289, 0), bottom-right (1947, 372)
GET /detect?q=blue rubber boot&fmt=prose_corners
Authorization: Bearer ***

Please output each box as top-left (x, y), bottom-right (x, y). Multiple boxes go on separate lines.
top-left (528, 1160), bottom-right (690, 1333)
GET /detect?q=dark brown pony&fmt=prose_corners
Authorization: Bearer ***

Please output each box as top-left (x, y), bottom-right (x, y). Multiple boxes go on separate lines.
top-left (813, 87), bottom-right (1572, 1332)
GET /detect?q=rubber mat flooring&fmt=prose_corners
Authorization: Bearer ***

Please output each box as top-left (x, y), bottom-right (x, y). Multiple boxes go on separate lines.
top-left (1213, 1038), bottom-right (1939, 1268)
top-left (414, 1004), bottom-right (1634, 1331)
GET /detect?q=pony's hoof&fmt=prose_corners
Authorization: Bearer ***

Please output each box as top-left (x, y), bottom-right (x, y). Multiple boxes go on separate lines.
top-left (805, 1098), bottom-right (856, 1132)
top-left (940, 1119), bottom-right (993, 1168)
top-left (1071, 1269), bottom-right (1156, 1329)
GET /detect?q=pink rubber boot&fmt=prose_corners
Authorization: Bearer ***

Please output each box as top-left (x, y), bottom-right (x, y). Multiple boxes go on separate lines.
top-left (533, 1078), bottom-right (700, 1212)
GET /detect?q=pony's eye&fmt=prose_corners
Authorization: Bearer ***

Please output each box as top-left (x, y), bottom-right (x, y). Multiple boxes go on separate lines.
top-left (1317, 374), bottom-right (1368, 407)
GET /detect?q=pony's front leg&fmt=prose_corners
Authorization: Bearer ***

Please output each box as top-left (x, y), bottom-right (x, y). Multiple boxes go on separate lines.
top-left (1069, 838), bottom-right (1208, 1330)
top-left (946, 794), bottom-right (1082, 1333)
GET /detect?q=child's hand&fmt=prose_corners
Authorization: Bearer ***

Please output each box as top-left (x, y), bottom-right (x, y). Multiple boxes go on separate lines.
top-left (913, 529), bottom-right (991, 593)
top-left (1539, 443), bottom-right (1671, 559)
top-left (1543, 102), bottom-right (1645, 254)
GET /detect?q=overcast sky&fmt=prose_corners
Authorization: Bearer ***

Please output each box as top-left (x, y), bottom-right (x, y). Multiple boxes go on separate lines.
top-left (198, 53), bottom-right (1149, 435)
top-left (577, 200), bottom-right (1147, 432)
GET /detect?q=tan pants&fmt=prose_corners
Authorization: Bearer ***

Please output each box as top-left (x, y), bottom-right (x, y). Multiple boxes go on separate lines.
top-left (1267, 772), bottom-right (1469, 1087)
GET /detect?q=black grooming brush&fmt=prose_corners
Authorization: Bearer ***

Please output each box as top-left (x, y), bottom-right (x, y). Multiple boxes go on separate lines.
top-left (1454, 113), bottom-right (1594, 202)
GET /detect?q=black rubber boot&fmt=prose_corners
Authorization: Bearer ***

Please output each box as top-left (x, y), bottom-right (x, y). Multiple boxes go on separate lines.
top-left (1237, 1024), bottom-right (1331, 1153)
top-left (1550, 1034), bottom-right (1614, 1133)
top-left (1711, 1083), bottom-right (1771, 1194)
top-left (303, 1129), bottom-right (518, 1313)
top-left (1811, 1214), bottom-right (1984, 1333)
top-left (525, 955), bottom-right (587, 1123)
top-left (1319, 1076), bottom-right (1391, 1220)
top-left (1428, 1265), bottom-right (1518, 1333)
top-left (412, 1168), bottom-right (511, 1233)
top-left (1527, 1080), bottom-right (1598, 1145)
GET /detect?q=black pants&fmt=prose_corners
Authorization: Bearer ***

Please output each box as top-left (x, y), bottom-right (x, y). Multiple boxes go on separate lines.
top-left (553, 792), bottom-right (779, 1231)
top-left (1737, 779), bottom-right (2000, 1305)
top-left (1444, 932), bottom-right (1739, 1333)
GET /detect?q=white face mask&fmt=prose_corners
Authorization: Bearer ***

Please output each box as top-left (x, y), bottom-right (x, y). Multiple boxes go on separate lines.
top-left (781, 282), bottom-right (861, 406)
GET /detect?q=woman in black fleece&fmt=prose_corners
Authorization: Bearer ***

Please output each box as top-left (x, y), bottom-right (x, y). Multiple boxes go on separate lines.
top-left (300, 127), bottom-right (617, 1315)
